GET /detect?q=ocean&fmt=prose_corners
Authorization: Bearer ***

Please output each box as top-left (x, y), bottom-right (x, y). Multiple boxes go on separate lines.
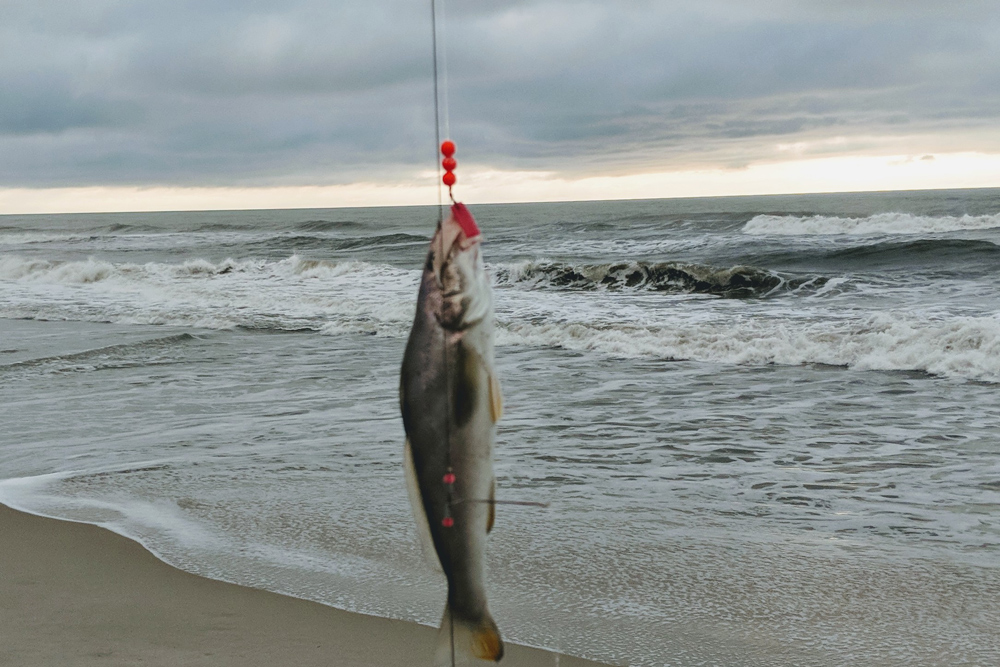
top-left (1, 189), bottom-right (999, 666)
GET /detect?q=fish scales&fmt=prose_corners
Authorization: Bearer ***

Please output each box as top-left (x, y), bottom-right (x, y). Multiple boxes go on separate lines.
top-left (400, 202), bottom-right (504, 665)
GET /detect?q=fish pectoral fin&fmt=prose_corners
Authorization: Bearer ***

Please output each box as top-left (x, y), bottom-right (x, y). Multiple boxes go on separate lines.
top-left (488, 373), bottom-right (503, 423)
top-left (404, 438), bottom-right (443, 573)
top-left (486, 478), bottom-right (496, 534)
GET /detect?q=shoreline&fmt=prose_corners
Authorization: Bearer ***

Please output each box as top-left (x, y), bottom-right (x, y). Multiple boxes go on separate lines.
top-left (0, 503), bottom-right (606, 666)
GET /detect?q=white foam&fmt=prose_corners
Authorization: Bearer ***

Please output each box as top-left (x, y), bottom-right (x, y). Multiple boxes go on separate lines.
top-left (0, 470), bottom-right (220, 551)
top-left (4, 253), bottom-right (1000, 381)
top-left (0, 471), bottom-right (74, 507)
top-left (496, 312), bottom-right (1000, 382)
top-left (504, 236), bottom-right (714, 256)
top-left (0, 256), bottom-right (115, 282)
top-left (743, 212), bottom-right (1000, 236)
top-left (0, 254), bottom-right (420, 332)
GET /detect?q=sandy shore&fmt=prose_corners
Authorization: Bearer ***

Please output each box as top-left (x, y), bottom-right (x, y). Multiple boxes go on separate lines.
top-left (0, 504), bottom-right (605, 666)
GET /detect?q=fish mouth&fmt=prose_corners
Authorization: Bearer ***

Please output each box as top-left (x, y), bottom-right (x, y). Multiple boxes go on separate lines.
top-left (433, 207), bottom-right (481, 285)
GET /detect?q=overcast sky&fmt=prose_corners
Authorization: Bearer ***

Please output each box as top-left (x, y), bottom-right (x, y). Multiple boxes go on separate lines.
top-left (2, 0), bottom-right (999, 208)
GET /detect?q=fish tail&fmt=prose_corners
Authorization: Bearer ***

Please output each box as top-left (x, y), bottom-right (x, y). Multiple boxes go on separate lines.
top-left (435, 604), bottom-right (504, 665)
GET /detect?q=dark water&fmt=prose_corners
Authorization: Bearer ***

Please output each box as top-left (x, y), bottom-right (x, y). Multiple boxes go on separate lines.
top-left (2, 189), bottom-right (999, 666)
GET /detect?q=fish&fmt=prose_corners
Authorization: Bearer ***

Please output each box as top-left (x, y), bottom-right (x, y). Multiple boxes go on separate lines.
top-left (400, 202), bottom-right (504, 665)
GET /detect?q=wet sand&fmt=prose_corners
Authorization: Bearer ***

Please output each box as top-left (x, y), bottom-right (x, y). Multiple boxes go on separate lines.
top-left (0, 504), bottom-right (605, 666)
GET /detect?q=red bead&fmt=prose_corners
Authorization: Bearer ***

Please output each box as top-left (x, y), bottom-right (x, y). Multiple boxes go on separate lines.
top-left (443, 473), bottom-right (456, 484)
top-left (441, 516), bottom-right (454, 528)
top-left (442, 171), bottom-right (456, 187)
top-left (442, 157), bottom-right (456, 171)
top-left (440, 140), bottom-right (455, 158)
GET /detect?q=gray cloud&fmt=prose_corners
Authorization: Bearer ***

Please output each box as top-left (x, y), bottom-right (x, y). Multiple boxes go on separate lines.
top-left (1, 0), bottom-right (999, 187)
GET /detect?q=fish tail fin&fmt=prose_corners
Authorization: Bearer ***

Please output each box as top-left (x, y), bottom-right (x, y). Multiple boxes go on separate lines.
top-left (435, 604), bottom-right (504, 666)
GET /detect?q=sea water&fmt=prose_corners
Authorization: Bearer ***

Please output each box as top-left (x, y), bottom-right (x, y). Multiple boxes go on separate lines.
top-left (2, 189), bottom-right (999, 666)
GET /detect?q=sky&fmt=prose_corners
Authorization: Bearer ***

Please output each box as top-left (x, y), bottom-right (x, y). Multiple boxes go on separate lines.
top-left (2, 0), bottom-right (1000, 213)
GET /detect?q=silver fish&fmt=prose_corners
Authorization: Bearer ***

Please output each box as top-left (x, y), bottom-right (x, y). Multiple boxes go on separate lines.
top-left (400, 202), bottom-right (504, 665)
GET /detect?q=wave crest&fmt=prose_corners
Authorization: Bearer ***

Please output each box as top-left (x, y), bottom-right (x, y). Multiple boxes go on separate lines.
top-left (0, 256), bottom-right (116, 283)
top-left (293, 219), bottom-right (362, 232)
top-left (497, 313), bottom-right (1000, 382)
top-left (5, 254), bottom-right (999, 382)
top-left (743, 212), bottom-right (1000, 236)
top-left (493, 260), bottom-right (823, 298)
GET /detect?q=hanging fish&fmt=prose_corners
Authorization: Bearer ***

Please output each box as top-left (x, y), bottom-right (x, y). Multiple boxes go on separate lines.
top-left (400, 201), bottom-right (505, 665)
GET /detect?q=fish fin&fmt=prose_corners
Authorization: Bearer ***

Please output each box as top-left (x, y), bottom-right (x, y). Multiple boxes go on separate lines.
top-left (435, 604), bottom-right (504, 666)
top-left (404, 438), bottom-right (443, 573)
top-left (488, 373), bottom-right (503, 423)
top-left (486, 478), bottom-right (496, 534)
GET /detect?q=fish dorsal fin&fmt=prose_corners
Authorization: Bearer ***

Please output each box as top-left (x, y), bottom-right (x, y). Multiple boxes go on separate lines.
top-left (404, 438), bottom-right (443, 572)
top-left (488, 373), bottom-right (503, 423)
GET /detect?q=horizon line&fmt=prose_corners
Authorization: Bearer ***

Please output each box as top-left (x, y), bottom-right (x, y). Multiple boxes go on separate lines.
top-left (1, 183), bottom-right (998, 217)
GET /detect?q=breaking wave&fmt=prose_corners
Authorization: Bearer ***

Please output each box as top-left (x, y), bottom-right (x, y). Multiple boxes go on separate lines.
top-left (0, 254), bottom-right (406, 284)
top-left (0, 254), bottom-right (418, 333)
top-left (4, 253), bottom-right (1000, 381)
top-left (1, 256), bottom-right (117, 283)
top-left (743, 212), bottom-right (1000, 236)
top-left (493, 260), bottom-right (825, 298)
top-left (497, 313), bottom-right (1000, 383)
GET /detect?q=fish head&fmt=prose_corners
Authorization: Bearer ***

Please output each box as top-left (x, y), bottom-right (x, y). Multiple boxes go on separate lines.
top-left (429, 203), bottom-right (490, 330)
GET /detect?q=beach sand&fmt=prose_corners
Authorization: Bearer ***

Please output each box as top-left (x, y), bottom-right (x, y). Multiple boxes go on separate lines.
top-left (0, 504), bottom-right (605, 666)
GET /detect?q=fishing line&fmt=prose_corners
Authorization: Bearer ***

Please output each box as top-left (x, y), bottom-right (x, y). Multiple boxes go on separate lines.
top-left (438, 0), bottom-right (450, 143)
top-left (431, 3), bottom-right (458, 665)
top-left (431, 0), bottom-right (451, 224)
top-left (431, 0), bottom-right (442, 222)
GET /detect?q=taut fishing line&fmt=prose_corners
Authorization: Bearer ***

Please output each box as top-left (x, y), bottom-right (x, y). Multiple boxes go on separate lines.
top-left (431, 0), bottom-right (450, 224)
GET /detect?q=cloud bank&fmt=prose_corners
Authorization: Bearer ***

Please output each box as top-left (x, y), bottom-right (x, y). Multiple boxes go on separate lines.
top-left (1, 0), bottom-right (999, 192)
